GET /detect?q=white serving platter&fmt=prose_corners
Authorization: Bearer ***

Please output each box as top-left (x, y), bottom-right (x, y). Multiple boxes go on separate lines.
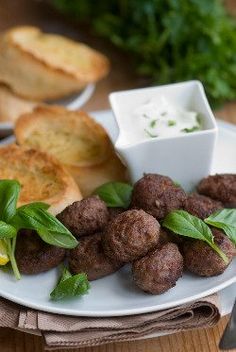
top-left (0, 110), bottom-right (235, 318)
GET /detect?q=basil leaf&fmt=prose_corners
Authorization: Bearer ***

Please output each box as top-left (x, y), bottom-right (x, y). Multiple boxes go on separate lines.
top-left (11, 205), bottom-right (78, 249)
top-left (0, 180), bottom-right (20, 222)
top-left (94, 182), bottom-right (133, 208)
top-left (37, 229), bottom-right (78, 249)
top-left (163, 210), bottom-right (213, 241)
top-left (205, 209), bottom-right (236, 245)
top-left (59, 266), bottom-right (72, 283)
top-left (163, 210), bottom-right (228, 263)
top-left (18, 202), bottom-right (50, 211)
top-left (50, 270), bottom-right (90, 301)
top-left (0, 221), bottom-right (17, 239)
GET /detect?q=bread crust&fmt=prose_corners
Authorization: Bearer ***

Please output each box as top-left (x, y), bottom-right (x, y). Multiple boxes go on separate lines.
top-left (15, 105), bottom-right (111, 167)
top-left (9, 26), bottom-right (110, 82)
top-left (0, 144), bottom-right (82, 214)
top-left (0, 26), bottom-right (109, 100)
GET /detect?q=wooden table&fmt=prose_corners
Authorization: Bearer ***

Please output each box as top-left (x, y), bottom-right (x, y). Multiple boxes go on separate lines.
top-left (0, 1), bottom-right (235, 351)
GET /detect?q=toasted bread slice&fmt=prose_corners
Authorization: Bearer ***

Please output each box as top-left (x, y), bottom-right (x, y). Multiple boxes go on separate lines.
top-left (0, 144), bottom-right (82, 214)
top-left (68, 152), bottom-right (128, 197)
top-left (0, 85), bottom-right (37, 123)
top-left (0, 26), bottom-right (109, 100)
top-left (15, 105), bottom-right (111, 167)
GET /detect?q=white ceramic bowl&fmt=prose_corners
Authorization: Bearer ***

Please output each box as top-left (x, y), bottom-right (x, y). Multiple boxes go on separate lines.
top-left (109, 81), bottom-right (217, 191)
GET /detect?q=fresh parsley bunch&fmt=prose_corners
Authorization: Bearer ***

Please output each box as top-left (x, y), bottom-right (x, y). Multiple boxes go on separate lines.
top-left (0, 180), bottom-right (78, 280)
top-left (52, 0), bottom-right (236, 105)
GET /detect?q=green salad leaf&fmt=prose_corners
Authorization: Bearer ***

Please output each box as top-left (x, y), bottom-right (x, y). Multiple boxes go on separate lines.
top-left (162, 210), bottom-right (229, 263)
top-left (94, 182), bottom-right (133, 208)
top-left (50, 267), bottom-right (90, 301)
top-left (205, 209), bottom-right (236, 245)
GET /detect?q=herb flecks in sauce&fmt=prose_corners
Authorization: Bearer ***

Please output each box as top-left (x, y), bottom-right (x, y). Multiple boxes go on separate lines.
top-left (144, 129), bottom-right (158, 138)
top-left (150, 120), bottom-right (157, 128)
top-left (133, 96), bottom-right (201, 142)
top-left (181, 126), bottom-right (200, 133)
top-left (168, 120), bottom-right (176, 127)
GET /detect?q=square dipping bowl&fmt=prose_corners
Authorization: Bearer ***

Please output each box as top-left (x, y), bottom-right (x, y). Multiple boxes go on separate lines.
top-left (109, 81), bottom-right (218, 191)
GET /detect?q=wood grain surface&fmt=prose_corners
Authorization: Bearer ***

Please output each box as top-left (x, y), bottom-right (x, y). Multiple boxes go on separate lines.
top-left (0, 1), bottom-right (235, 351)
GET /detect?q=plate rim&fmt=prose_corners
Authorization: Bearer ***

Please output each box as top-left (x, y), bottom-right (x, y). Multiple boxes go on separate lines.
top-left (0, 270), bottom-right (235, 317)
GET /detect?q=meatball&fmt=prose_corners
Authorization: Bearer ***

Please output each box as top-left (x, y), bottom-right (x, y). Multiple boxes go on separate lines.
top-left (57, 196), bottom-right (109, 237)
top-left (132, 243), bottom-right (183, 294)
top-left (158, 228), bottom-right (184, 246)
top-left (159, 228), bottom-right (172, 246)
top-left (130, 174), bottom-right (187, 219)
top-left (183, 228), bottom-right (235, 277)
top-left (103, 209), bottom-right (160, 263)
top-left (16, 230), bottom-right (65, 274)
top-left (69, 233), bottom-right (122, 280)
top-left (108, 207), bottom-right (124, 221)
top-left (198, 174), bottom-right (236, 207)
top-left (184, 193), bottom-right (223, 219)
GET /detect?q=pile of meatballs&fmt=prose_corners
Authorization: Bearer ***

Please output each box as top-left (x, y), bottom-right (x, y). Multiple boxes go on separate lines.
top-left (15, 173), bottom-right (236, 295)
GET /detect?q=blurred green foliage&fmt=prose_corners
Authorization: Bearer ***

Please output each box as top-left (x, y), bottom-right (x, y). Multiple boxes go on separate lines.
top-left (53, 0), bottom-right (236, 105)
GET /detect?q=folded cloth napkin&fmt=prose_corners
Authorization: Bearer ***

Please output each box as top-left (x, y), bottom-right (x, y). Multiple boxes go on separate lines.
top-left (0, 294), bottom-right (220, 350)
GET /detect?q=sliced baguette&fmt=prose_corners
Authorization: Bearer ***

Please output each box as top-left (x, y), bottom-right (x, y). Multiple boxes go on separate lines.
top-left (0, 26), bottom-right (109, 100)
top-left (0, 84), bottom-right (37, 123)
top-left (0, 144), bottom-right (82, 214)
top-left (15, 105), bottom-right (111, 167)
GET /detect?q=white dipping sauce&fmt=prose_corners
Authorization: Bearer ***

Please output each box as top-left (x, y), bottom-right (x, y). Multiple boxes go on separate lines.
top-left (132, 96), bottom-right (201, 141)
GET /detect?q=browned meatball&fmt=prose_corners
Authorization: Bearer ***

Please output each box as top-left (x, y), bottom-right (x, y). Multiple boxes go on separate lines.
top-left (16, 230), bottom-right (66, 275)
top-left (159, 228), bottom-right (172, 246)
top-left (132, 243), bottom-right (183, 294)
top-left (183, 229), bottom-right (235, 277)
top-left (57, 196), bottom-right (109, 237)
top-left (108, 207), bottom-right (124, 221)
top-left (103, 209), bottom-right (160, 263)
top-left (130, 174), bottom-right (187, 219)
top-left (69, 233), bottom-right (122, 280)
top-left (158, 227), bottom-right (184, 247)
top-left (184, 193), bottom-right (223, 219)
top-left (198, 174), bottom-right (236, 207)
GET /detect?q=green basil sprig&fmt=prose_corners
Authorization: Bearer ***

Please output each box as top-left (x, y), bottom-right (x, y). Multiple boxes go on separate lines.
top-left (94, 182), bottom-right (133, 208)
top-left (0, 180), bottom-right (20, 222)
top-left (205, 209), bottom-right (236, 245)
top-left (162, 210), bottom-right (229, 263)
top-left (0, 179), bottom-right (78, 280)
top-left (50, 266), bottom-right (90, 301)
top-left (0, 222), bottom-right (17, 239)
top-left (12, 205), bottom-right (78, 249)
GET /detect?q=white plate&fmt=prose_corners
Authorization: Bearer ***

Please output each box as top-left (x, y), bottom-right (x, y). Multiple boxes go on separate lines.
top-left (0, 110), bottom-right (235, 317)
top-left (0, 83), bottom-right (95, 137)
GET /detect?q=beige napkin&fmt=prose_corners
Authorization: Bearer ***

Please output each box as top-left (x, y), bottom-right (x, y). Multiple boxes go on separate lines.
top-left (0, 295), bottom-right (220, 350)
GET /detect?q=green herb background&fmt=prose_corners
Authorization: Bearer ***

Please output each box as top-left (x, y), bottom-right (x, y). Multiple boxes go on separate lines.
top-left (52, 0), bottom-right (236, 106)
